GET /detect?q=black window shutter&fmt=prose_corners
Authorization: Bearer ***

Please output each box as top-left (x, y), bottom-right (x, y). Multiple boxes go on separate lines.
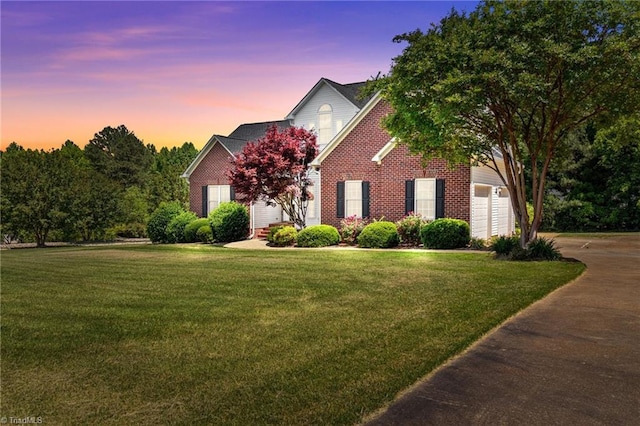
top-left (202, 186), bottom-right (208, 217)
top-left (405, 180), bottom-right (415, 215)
top-left (230, 186), bottom-right (235, 201)
top-left (362, 181), bottom-right (370, 218)
top-left (336, 181), bottom-right (345, 218)
top-left (436, 179), bottom-right (445, 219)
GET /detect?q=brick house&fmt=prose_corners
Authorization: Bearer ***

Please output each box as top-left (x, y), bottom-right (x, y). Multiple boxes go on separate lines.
top-left (310, 92), bottom-right (515, 239)
top-left (182, 78), bottom-right (373, 230)
top-left (183, 77), bottom-right (514, 239)
top-left (181, 120), bottom-right (292, 229)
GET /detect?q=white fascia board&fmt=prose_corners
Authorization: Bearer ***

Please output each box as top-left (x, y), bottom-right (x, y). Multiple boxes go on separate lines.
top-left (180, 135), bottom-right (233, 179)
top-left (371, 137), bottom-right (398, 165)
top-left (310, 92), bottom-right (382, 168)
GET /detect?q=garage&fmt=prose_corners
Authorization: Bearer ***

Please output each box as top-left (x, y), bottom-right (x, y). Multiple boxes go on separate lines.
top-left (471, 184), bottom-right (513, 240)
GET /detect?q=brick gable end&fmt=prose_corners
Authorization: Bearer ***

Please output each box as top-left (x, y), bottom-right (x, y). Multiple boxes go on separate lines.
top-left (320, 100), bottom-right (471, 228)
top-left (188, 142), bottom-right (234, 217)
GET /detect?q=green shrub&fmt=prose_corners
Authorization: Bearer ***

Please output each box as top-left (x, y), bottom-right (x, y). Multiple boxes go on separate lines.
top-left (507, 245), bottom-right (531, 261)
top-left (167, 211), bottom-right (198, 243)
top-left (147, 201), bottom-right (185, 243)
top-left (266, 225), bottom-right (286, 244)
top-left (526, 237), bottom-right (562, 261)
top-left (296, 225), bottom-right (340, 247)
top-left (468, 237), bottom-right (487, 250)
top-left (491, 236), bottom-right (561, 261)
top-left (184, 218), bottom-right (210, 243)
top-left (490, 235), bottom-right (520, 256)
top-left (396, 213), bottom-right (428, 246)
top-left (196, 225), bottom-right (213, 244)
top-left (339, 215), bottom-right (368, 245)
top-left (420, 218), bottom-right (470, 249)
top-left (542, 197), bottom-right (598, 232)
top-left (357, 221), bottom-right (400, 248)
top-left (101, 228), bottom-right (118, 242)
top-left (271, 226), bottom-right (298, 247)
top-left (208, 201), bottom-right (249, 243)
top-left (110, 222), bottom-right (147, 239)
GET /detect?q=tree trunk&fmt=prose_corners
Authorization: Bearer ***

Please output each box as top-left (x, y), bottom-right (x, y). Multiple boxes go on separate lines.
top-left (36, 233), bottom-right (46, 248)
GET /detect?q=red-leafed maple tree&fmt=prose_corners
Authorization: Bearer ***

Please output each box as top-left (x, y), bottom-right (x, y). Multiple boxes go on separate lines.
top-left (227, 125), bottom-right (318, 229)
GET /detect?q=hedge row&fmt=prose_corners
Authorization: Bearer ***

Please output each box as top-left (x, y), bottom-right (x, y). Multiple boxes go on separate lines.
top-left (146, 201), bottom-right (248, 244)
top-left (265, 217), bottom-right (472, 249)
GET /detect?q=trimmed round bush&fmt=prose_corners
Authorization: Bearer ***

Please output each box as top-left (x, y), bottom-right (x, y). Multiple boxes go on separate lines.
top-left (167, 211), bottom-right (198, 243)
top-left (357, 221), bottom-right (400, 248)
top-left (420, 218), bottom-right (470, 249)
top-left (296, 225), bottom-right (340, 247)
top-left (184, 218), bottom-right (211, 243)
top-left (196, 225), bottom-right (213, 243)
top-left (208, 201), bottom-right (249, 243)
top-left (266, 225), bottom-right (286, 244)
top-left (147, 201), bottom-right (185, 243)
top-left (271, 226), bottom-right (297, 247)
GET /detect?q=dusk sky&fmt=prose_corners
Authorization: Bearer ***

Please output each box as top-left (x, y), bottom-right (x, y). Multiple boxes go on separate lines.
top-left (2, 1), bottom-right (477, 151)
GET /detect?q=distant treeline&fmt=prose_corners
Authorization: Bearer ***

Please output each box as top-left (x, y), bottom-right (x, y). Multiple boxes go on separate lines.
top-left (1, 125), bottom-right (198, 246)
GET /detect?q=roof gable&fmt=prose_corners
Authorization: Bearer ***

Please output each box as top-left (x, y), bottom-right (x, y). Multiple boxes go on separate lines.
top-left (181, 134), bottom-right (229, 178)
top-left (285, 78), bottom-right (373, 119)
top-left (181, 119), bottom-right (292, 179)
top-left (310, 92), bottom-right (382, 168)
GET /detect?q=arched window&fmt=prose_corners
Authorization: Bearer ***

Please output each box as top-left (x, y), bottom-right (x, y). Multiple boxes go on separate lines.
top-left (318, 104), bottom-right (332, 146)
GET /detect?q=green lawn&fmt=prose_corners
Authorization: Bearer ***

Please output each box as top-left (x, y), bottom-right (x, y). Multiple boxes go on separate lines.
top-left (1, 245), bottom-right (584, 425)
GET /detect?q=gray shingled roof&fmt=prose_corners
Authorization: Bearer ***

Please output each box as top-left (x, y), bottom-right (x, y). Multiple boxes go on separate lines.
top-left (215, 136), bottom-right (248, 156)
top-left (218, 120), bottom-right (293, 154)
top-left (228, 120), bottom-right (292, 141)
top-left (323, 79), bottom-right (372, 109)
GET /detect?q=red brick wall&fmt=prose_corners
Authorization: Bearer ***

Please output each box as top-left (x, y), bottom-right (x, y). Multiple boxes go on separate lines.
top-left (320, 100), bottom-right (471, 228)
top-left (188, 142), bottom-right (234, 217)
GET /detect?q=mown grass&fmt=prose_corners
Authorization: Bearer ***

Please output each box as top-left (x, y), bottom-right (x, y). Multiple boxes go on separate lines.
top-left (0, 245), bottom-right (584, 425)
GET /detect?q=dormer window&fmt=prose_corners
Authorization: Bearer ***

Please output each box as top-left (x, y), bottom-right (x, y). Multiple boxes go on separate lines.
top-left (318, 104), bottom-right (332, 145)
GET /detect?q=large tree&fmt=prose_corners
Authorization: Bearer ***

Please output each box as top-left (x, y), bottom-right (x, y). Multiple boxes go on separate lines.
top-left (543, 116), bottom-right (640, 231)
top-left (147, 142), bottom-right (198, 211)
top-left (85, 125), bottom-right (154, 189)
top-left (370, 0), bottom-right (640, 246)
top-left (0, 142), bottom-right (84, 246)
top-left (227, 125), bottom-right (318, 229)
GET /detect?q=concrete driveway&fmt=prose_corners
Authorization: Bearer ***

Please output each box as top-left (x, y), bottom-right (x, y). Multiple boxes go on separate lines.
top-left (365, 234), bottom-right (640, 425)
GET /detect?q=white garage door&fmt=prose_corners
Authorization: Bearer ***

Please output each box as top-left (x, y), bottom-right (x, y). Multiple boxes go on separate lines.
top-left (496, 188), bottom-right (511, 236)
top-left (472, 185), bottom-right (491, 239)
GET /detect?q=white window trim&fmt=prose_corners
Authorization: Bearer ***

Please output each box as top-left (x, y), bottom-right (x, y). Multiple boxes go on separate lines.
top-left (207, 184), bottom-right (231, 215)
top-left (345, 180), bottom-right (363, 218)
top-left (414, 178), bottom-right (436, 220)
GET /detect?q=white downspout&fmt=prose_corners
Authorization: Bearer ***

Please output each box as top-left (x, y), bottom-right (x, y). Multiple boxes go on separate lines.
top-left (247, 201), bottom-right (255, 239)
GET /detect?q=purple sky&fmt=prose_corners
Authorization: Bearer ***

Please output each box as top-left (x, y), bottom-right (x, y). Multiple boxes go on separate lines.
top-left (1, 1), bottom-right (477, 150)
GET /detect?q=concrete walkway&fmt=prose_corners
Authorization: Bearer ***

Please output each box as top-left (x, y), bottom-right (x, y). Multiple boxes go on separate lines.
top-left (364, 234), bottom-right (640, 425)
